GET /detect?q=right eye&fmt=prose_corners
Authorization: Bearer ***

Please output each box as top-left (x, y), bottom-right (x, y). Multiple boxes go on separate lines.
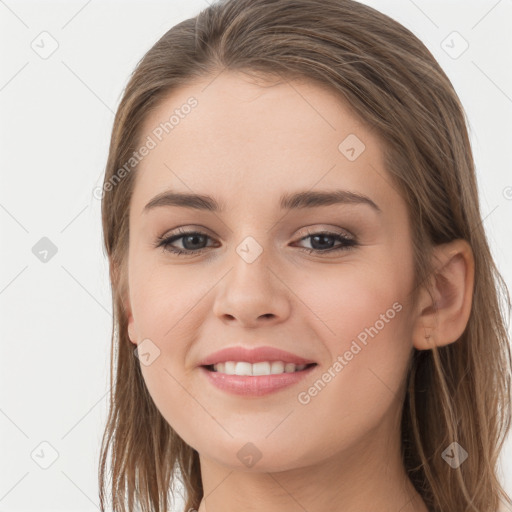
top-left (155, 229), bottom-right (217, 256)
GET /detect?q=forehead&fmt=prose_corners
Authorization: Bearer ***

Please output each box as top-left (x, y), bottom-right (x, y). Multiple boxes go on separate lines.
top-left (131, 71), bottom-right (398, 217)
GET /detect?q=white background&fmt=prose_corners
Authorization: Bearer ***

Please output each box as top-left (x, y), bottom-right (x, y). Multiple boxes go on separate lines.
top-left (1, 0), bottom-right (511, 510)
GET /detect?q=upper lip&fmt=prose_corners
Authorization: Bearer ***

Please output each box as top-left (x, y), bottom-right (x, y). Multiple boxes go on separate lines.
top-left (198, 346), bottom-right (317, 366)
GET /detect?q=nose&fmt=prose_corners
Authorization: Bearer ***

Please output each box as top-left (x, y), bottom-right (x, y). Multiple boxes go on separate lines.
top-left (212, 251), bottom-right (292, 328)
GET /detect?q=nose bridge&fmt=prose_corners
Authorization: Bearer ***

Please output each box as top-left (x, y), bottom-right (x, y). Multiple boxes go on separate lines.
top-left (224, 203), bottom-right (277, 263)
top-left (228, 230), bottom-right (275, 291)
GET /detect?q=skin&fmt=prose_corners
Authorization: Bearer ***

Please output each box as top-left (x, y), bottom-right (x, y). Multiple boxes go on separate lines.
top-left (123, 70), bottom-right (474, 512)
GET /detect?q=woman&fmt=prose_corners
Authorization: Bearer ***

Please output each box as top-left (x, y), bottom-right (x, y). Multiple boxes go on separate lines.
top-left (98, 1), bottom-right (512, 511)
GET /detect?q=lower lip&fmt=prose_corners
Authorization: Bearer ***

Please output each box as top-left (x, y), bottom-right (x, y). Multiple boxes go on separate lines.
top-left (199, 364), bottom-right (317, 396)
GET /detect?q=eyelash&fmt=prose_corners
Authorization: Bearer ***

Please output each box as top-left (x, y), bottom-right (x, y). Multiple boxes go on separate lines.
top-left (154, 227), bottom-right (358, 256)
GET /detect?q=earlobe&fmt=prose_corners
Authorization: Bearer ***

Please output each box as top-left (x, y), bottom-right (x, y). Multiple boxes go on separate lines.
top-left (127, 316), bottom-right (137, 345)
top-left (412, 239), bottom-right (475, 351)
top-left (111, 259), bottom-right (137, 345)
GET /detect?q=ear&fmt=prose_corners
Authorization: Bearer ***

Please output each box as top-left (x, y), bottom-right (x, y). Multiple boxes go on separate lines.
top-left (125, 292), bottom-right (137, 346)
top-left (412, 239), bottom-right (475, 350)
top-left (111, 258), bottom-right (137, 346)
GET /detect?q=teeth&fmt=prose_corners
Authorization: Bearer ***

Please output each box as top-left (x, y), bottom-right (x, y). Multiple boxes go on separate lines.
top-left (212, 361), bottom-right (308, 375)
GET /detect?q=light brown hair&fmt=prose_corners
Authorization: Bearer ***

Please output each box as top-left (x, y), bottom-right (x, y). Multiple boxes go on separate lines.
top-left (98, 0), bottom-right (512, 510)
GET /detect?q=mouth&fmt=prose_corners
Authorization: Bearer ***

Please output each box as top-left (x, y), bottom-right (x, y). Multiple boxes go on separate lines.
top-left (200, 361), bottom-right (318, 396)
top-left (202, 361), bottom-right (318, 376)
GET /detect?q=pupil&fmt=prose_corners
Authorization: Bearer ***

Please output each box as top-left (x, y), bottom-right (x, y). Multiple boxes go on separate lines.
top-left (184, 234), bottom-right (206, 250)
top-left (312, 234), bottom-right (334, 250)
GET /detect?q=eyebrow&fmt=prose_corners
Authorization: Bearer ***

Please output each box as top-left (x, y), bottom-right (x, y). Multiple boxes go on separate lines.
top-left (143, 189), bottom-right (382, 214)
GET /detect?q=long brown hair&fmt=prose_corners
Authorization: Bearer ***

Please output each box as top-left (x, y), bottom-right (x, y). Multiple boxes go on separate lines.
top-left (98, 1), bottom-right (512, 510)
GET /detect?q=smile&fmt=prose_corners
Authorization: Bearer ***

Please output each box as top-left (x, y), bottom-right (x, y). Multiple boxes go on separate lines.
top-left (205, 361), bottom-right (315, 375)
top-left (200, 362), bottom-right (318, 396)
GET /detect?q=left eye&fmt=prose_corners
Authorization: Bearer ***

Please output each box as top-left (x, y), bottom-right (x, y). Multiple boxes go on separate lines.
top-left (296, 231), bottom-right (357, 253)
top-left (155, 229), bottom-right (358, 256)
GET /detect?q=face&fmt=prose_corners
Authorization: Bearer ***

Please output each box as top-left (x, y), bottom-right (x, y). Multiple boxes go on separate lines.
top-left (124, 71), bottom-right (417, 472)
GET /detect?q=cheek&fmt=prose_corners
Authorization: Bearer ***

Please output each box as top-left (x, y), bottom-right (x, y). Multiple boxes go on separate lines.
top-left (287, 290), bottom-right (412, 463)
top-left (129, 254), bottom-right (202, 337)
top-left (128, 258), bottom-right (208, 422)
top-left (291, 266), bottom-right (413, 414)
top-left (294, 263), bottom-right (410, 348)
